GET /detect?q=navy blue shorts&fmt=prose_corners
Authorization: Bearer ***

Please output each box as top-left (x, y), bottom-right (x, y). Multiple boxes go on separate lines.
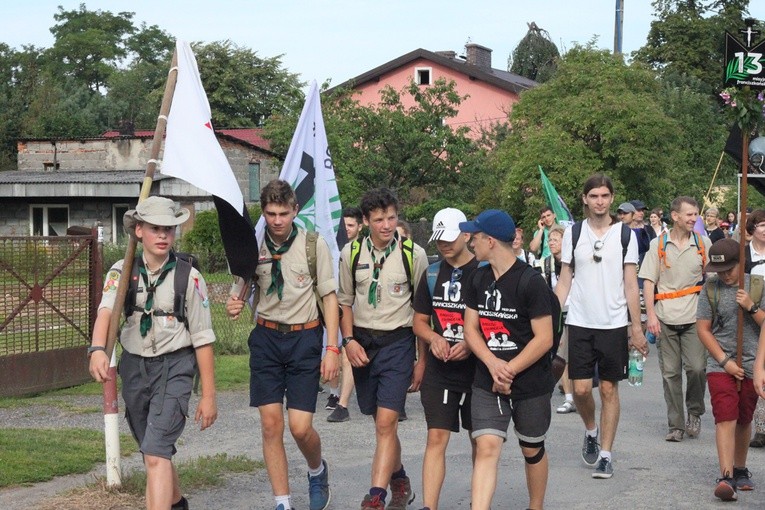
top-left (352, 330), bottom-right (415, 415)
top-left (119, 347), bottom-right (196, 459)
top-left (248, 324), bottom-right (323, 412)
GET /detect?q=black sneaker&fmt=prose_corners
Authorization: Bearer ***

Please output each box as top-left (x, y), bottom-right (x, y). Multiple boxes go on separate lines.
top-left (734, 467), bottom-right (754, 491)
top-left (715, 477), bottom-right (738, 501)
top-left (325, 394), bottom-right (339, 410)
top-left (327, 404), bottom-right (350, 422)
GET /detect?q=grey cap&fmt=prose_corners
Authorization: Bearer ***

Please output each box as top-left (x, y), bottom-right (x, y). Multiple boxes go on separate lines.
top-left (617, 202), bottom-right (636, 214)
top-left (123, 196), bottom-right (190, 234)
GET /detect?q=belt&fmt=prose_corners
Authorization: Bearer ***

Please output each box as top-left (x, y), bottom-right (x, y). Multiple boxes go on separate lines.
top-left (655, 286), bottom-right (702, 300)
top-left (256, 317), bottom-right (322, 333)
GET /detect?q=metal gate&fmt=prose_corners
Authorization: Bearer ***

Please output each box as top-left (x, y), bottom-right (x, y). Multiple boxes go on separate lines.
top-left (0, 228), bottom-right (101, 397)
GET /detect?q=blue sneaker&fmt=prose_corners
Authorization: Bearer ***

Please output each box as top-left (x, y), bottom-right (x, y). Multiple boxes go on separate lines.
top-left (308, 459), bottom-right (331, 510)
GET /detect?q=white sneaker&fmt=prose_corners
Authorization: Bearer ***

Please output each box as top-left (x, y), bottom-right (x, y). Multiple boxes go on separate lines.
top-left (556, 400), bottom-right (576, 414)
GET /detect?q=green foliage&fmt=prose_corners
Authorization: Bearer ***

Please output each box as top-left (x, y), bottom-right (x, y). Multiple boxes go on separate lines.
top-left (491, 46), bottom-right (701, 231)
top-left (192, 40), bottom-right (305, 128)
top-left (0, 428), bottom-right (136, 487)
top-left (508, 22), bottom-right (560, 83)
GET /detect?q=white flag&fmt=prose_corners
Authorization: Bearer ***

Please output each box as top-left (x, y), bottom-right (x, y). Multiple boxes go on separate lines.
top-left (256, 80), bottom-right (345, 274)
top-left (162, 40), bottom-right (244, 213)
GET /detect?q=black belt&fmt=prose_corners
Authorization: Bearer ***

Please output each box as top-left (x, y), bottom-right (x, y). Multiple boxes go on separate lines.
top-left (665, 323), bottom-right (694, 333)
top-left (353, 326), bottom-right (413, 348)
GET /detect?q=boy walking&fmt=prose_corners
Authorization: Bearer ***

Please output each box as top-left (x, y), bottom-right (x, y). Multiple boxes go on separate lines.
top-left (697, 239), bottom-right (764, 501)
top-left (89, 196), bottom-right (217, 510)
top-left (226, 180), bottom-right (340, 510)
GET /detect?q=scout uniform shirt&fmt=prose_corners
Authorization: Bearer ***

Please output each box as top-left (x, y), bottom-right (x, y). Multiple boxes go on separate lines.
top-left (338, 236), bottom-right (427, 330)
top-left (99, 257), bottom-right (215, 357)
top-left (231, 228), bottom-right (337, 324)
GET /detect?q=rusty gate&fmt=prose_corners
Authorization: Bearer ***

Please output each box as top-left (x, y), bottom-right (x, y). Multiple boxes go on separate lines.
top-left (0, 228), bottom-right (102, 397)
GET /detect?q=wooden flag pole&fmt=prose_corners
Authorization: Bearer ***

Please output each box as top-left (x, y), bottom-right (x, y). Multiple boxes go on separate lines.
top-left (737, 128), bottom-right (750, 386)
top-left (104, 49), bottom-right (179, 360)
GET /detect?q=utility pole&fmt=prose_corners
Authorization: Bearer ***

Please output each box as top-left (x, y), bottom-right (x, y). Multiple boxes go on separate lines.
top-left (614, 0), bottom-right (625, 54)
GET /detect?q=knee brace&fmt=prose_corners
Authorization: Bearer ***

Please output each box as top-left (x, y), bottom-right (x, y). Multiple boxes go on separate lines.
top-left (519, 440), bottom-right (545, 465)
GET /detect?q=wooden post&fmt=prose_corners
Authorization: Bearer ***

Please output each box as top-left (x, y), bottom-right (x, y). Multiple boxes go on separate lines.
top-left (737, 128), bottom-right (750, 381)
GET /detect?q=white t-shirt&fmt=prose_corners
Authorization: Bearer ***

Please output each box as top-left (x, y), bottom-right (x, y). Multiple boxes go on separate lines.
top-left (750, 243), bottom-right (765, 277)
top-left (561, 221), bottom-right (639, 329)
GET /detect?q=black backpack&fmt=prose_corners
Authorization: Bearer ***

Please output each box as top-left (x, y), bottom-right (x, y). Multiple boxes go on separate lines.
top-left (516, 263), bottom-right (563, 361)
top-left (124, 251), bottom-right (199, 328)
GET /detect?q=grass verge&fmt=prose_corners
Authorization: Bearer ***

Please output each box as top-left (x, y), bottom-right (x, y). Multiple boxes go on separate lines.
top-left (0, 428), bottom-right (137, 488)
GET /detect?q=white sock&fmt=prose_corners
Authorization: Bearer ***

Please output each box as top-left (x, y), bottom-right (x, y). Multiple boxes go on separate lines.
top-left (308, 461), bottom-right (325, 477)
top-left (600, 450), bottom-right (612, 461)
top-left (586, 427), bottom-right (598, 438)
top-left (330, 387), bottom-right (339, 397)
top-left (275, 495), bottom-right (291, 508)
top-left (565, 393), bottom-right (573, 402)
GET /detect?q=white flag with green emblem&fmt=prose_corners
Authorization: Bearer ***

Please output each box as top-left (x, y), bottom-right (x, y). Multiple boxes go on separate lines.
top-left (255, 80), bottom-right (345, 276)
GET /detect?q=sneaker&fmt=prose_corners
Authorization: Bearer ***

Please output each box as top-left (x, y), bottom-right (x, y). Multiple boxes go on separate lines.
top-left (387, 476), bottom-right (415, 509)
top-left (361, 494), bottom-right (385, 510)
top-left (592, 457), bottom-right (613, 479)
top-left (325, 394), bottom-right (339, 410)
top-left (751, 432), bottom-right (765, 448)
top-left (734, 467), bottom-right (755, 491)
top-left (556, 400), bottom-right (576, 414)
top-left (275, 505), bottom-right (292, 510)
top-left (308, 459), bottom-right (331, 510)
top-left (327, 404), bottom-right (350, 423)
top-left (665, 429), bottom-right (684, 442)
top-left (581, 432), bottom-right (600, 466)
top-left (714, 477), bottom-right (738, 501)
top-left (686, 414), bottom-right (701, 438)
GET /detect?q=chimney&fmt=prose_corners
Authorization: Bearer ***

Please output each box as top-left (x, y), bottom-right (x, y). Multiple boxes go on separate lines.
top-left (435, 50), bottom-right (457, 60)
top-left (465, 43), bottom-right (492, 69)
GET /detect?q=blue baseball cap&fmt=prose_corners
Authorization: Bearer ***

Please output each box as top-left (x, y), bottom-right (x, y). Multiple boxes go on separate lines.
top-left (459, 209), bottom-right (516, 242)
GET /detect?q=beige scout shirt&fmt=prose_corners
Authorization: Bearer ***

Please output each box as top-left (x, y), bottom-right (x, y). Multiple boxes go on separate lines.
top-left (231, 228), bottom-right (337, 324)
top-left (638, 230), bottom-right (712, 325)
top-left (338, 237), bottom-right (427, 330)
top-left (99, 257), bottom-right (215, 357)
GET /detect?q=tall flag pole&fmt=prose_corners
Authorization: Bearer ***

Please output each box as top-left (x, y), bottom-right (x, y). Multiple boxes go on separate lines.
top-left (256, 80), bottom-right (346, 275)
top-left (161, 41), bottom-right (258, 282)
top-left (539, 166), bottom-right (575, 227)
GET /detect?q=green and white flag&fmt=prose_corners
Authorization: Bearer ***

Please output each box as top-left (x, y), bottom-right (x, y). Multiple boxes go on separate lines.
top-left (255, 80), bottom-right (345, 275)
top-left (539, 166), bottom-right (575, 227)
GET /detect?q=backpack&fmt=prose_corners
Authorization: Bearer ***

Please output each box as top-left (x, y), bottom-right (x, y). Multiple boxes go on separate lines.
top-left (350, 236), bottom-right (416, 300)
top-left (569, 221), bottom-right (631, 272)
top-left (744, 246), bottom-right (765, 273)
top-left (706, 274), bottom-right (764, 328)
top-left (425, 259), bottom-right (488, 298)
top-left (516, 263), bottom-right (564, 361)
top-left (124, 251), bottom-right (199, 327)
top-left (658, 231), bottom-right (706, 271)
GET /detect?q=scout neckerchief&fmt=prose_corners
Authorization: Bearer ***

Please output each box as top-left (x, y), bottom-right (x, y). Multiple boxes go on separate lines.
top-left (265, 224), bottom-right (298, 300)
top-left (138, 253), bottom-right (176, 337)
top-left (367, 231), bottom-right (399, 308)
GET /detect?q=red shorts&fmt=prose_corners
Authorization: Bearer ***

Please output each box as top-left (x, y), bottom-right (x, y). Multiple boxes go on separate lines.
top-left (707, 372), bottom-right (758, 425)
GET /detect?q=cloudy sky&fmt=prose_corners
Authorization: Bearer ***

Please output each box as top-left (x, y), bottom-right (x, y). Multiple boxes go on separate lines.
top-left (5, 1), bottom-right (765, 85)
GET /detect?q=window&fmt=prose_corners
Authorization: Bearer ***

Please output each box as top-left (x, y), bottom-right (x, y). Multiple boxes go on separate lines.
top-left (249, 162), bottom-right (261, 201)
top-left (415, 67), bottom-right (432, 86)
top-left (113, 204), bottom-right (129, 244)
top-left (30, 205), bottom-right (69, 236)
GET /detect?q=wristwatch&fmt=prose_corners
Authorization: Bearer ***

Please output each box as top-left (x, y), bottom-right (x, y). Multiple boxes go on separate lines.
top-left (342, 336), bottom-right (355, 347)
top-left (749, 304), bottom-right (759, 315)
top-left (87, 345), bottom-right (106, 358)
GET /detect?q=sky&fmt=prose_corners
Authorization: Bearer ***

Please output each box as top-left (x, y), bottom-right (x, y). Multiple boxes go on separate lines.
top-left (3, 1), bottom-right (765, 87)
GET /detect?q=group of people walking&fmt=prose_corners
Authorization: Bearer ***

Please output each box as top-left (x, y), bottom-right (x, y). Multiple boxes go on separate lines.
top-left (87, 172), bottom-right (765, 509)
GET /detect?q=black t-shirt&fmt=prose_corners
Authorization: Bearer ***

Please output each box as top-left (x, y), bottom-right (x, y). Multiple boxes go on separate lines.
top-left (463, 259), bottom-right (554, 400)
top-left (413, 258), bottom-right (479, 392)
top-left (706, 227), bottom-right (725, 244)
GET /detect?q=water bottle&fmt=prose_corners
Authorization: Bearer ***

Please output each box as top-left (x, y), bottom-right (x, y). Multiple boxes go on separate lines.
top-left (628, 347), bottom-right (644, 387)
top-left (646, 331), bottom-right (656, 344)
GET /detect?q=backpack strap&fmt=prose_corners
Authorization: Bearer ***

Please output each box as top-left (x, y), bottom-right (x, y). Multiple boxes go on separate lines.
top-left (173, 256), bottom-right (193, 328)
top-left (751, 275), bottom-right (764, 308)
top-left (692, 231), bottom-right (706, 272)
top-left (706, 275), bottom-right (720, 328)
top-left (400, 236), bottom-right (415, 287)
top-left (426, 260), bottom-right (442, 298)
top-left (620, 223), bottom-right (631, 264)
top-left (569, 220), bottom-right (583, 272)
top-left (124, 258), bottom-right (141, 319)
top-left (543, 256), bottom-right (552, 288)
top-left (658, 232), bottom-right (668, 268)
top-left (305, 231), bottom-right (326, 320)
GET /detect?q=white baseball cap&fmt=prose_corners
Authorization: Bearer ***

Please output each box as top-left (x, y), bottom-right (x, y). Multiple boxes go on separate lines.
top-left (429, 207), bottom-right (467, 242)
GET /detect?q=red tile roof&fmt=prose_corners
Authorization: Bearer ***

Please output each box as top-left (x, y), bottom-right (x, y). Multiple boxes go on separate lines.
top-left (101, 127), bottom-right (271, 151)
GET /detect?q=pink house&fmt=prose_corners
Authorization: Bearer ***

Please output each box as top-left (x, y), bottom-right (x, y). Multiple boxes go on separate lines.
top-left (330, 43), bottom-right (537, 138)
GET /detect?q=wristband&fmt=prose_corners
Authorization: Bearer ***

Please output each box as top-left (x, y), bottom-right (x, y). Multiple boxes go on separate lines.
top-left (326, 345), bottom-right (340, 355)
top-left (342, 336), bottom-right (355, 347)
top-left (718, 354), bottom-right (732, 369)
top-left (87, 345), bottom-right (106, 358)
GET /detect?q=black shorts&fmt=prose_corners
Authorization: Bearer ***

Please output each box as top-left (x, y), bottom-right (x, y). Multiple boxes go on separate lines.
top-left (119, 348), bottom-right (196, 459)
top-left (248, 324), bottom-right (323, 412)
top-left (352, 331), bottom-right (415, 415)
top-left (568, 325), bottom-right (628, 382)
top-left (470, 387), bottom-right (551, 443)
top-left (420, 382), bottom-right (472, 432)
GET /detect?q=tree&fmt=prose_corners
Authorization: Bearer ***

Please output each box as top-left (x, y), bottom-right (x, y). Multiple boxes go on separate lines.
top-left (490, 46), bottom-right (704, 231)
top-left (264, 78), bottom-right (482, 217)
top-left (508, 22), bottom-right (560, 83)
top-left (633, 0), bottom-right (757, 94)
top-left (192, 41), bottom-right (304, 128)
top-left (48, 3), bottom-right (137, 92)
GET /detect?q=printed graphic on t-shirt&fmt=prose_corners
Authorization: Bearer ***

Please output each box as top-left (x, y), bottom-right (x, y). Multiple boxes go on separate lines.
top-left (434, 311), bottom-right (466, 342)
top-left (480, 318), bottom-right (518, 352)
